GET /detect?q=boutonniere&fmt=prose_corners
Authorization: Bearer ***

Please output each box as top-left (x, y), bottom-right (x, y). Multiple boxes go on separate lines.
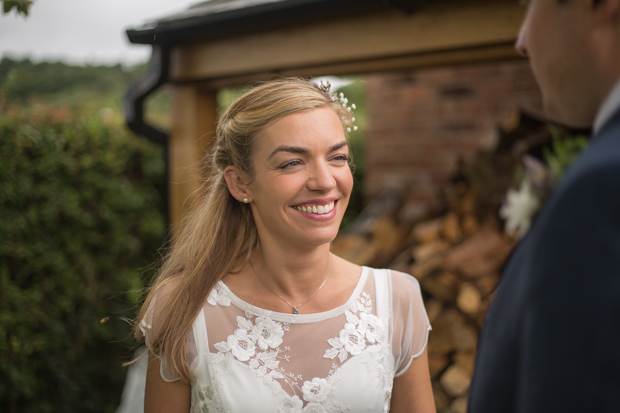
top-left (500, 127), bottom-right (589, 239)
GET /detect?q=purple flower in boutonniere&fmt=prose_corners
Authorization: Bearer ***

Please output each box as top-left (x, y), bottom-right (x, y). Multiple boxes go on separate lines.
top-left (500, 128), bottom-right (589, 239)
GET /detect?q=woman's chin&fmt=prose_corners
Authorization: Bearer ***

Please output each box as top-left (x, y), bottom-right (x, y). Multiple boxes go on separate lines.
top-left (297, 229), bottom-right (341, 249)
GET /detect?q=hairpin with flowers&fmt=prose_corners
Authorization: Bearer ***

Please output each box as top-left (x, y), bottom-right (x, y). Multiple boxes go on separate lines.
top-left (316, 80), bottom-right (358, 133)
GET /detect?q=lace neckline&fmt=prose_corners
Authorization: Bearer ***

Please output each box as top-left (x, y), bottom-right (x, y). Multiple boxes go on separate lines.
top-left (215, 266), bottom-right (369, 323)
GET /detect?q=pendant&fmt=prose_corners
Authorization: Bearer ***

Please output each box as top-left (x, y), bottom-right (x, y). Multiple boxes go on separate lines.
top-left (293, 307), bottom-right (299, 314)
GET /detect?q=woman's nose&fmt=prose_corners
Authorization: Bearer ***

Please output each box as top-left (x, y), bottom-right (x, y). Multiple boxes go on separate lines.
top-left (307, 162), bottom-right (336, 191)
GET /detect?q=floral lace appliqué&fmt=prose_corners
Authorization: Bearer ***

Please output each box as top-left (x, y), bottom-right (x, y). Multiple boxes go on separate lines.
top-left (205, 282), bottom-right (384, 413)
top-left (191, 376), bottom-right (230, 413)
top-left (278, 395), bottom-right (304, 413)
top-left (277, 377), bottom-right (350, 413)
top-left (208, 294), bottom-right (350, 412)
top-left (323, 292), bottom-right (390, 386)
top-left (211, 307), bottom-right (294, 396)
top-left (207, 283), bottom-right (232, 306)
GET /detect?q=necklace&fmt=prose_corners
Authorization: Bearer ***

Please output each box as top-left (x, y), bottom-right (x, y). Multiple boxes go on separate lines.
top-left (249, 254), bottom-right (333, 314)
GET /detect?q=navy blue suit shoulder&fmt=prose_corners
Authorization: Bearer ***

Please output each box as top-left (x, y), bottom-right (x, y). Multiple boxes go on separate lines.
top-left (469, 110), bottom-right (620, 413)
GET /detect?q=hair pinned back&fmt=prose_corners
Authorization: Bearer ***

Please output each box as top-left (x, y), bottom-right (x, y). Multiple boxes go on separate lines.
top-left (134, 77), bottom-right (355, 383)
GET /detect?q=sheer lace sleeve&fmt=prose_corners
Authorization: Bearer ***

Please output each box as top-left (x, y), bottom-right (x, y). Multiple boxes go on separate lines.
top-left (389, 269), bottom-right (431, 377)
top-left (139, 281), bottom-right (198, 382)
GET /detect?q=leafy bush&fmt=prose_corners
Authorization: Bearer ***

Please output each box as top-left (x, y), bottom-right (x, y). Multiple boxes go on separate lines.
top-left (0, 102), bottom-right (165, 412)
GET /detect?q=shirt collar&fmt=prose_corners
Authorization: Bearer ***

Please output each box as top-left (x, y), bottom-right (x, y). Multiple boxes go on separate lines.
top-left (593, 78), bottom-right (620, 135)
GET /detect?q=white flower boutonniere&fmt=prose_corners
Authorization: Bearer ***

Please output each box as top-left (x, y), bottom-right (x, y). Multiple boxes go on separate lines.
top-left (500, 128), bottom-right (588, 239)
top-left (501, 178), bottom-right (541, 238)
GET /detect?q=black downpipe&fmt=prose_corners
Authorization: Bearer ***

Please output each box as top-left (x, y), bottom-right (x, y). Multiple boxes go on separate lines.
top-left (123, 45), bottom-right (171, 229)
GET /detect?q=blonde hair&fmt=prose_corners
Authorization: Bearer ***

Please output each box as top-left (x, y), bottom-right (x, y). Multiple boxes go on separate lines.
top-left (135, 78), bottom-right (353, 382)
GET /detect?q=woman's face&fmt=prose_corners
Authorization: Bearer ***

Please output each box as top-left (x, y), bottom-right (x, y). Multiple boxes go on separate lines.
top-left (246, 106), bottom-right (353, 250)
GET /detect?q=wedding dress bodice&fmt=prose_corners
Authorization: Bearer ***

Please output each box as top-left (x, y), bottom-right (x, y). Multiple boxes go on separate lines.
top-left (143, 267), bottom-right (430, 413)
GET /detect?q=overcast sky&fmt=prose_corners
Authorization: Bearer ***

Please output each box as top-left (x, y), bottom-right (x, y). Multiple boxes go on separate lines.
top-left (0, 0), bottom-right (199, 66)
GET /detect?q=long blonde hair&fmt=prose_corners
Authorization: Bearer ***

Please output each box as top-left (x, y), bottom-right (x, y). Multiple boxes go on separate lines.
top-left (135, 78), bottom-right (353, 382)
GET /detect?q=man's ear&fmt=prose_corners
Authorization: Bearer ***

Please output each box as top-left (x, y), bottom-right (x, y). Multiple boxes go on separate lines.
top-left (224, 166), bottom-right (252, 203)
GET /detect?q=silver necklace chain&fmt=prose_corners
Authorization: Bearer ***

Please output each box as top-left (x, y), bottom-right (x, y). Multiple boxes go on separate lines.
top-left (249, 254), bottom-right (334, 314)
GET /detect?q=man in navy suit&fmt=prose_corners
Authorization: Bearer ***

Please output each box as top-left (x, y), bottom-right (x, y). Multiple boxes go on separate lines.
top-left (469, 0), bottom-right (620, 411)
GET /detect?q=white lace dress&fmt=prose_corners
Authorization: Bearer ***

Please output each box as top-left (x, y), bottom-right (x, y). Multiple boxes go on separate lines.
top-left (143, 267), bottom-right (430, 413)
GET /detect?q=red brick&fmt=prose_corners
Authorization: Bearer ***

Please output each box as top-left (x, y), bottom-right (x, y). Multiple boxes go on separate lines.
top-left (366, 60), bottom-right (542, 207)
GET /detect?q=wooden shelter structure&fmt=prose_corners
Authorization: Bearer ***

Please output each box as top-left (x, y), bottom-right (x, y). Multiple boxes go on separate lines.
top-left (124, 0), bottom-right (525, 227)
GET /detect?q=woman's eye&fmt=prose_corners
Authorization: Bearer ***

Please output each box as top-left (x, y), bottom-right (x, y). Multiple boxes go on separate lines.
top-left (280, 160), bottom-right (302, 169)
top-left (332, 155), bottom-right (350, 162)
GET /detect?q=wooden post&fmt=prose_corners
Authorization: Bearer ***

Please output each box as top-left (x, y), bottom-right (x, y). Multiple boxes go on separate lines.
top-left (168, 85), bottom-right (218, 230)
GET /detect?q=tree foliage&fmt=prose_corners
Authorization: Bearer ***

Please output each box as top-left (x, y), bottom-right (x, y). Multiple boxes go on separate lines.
top-left (0, 57), bottom-right (171, 130)
top-left (0, 58), bottom-right (143, 107)
top-left (2, 0), bottom-right (33, 16)
top-left (0, 102), bottom-right (165, 412)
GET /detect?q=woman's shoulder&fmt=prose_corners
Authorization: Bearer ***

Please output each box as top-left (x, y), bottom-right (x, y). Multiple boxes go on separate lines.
top-left (363, 267), bottom-right (423, 307)
top-left (140, 276), bottom-right (182, 335)
top-left (368, 268), bottom-right (430, 338)
top-left (149, 276), bottom-right (182, 309)
top-left (366, 267), bottom-right (421, 291)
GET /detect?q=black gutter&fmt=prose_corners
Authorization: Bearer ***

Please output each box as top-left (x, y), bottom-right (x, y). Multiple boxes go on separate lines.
top-left (127, 0), bottom-right (421, 45)
top-left (123, 45), bottom-right (171, 227)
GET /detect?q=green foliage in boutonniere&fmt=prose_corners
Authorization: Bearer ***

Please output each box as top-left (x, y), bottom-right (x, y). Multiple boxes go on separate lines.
top-left (500, 126), bottom-right (589, 239)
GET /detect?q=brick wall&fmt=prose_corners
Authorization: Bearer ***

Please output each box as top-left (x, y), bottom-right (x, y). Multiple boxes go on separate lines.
top-left (365, 60), bottom-right (543, 216)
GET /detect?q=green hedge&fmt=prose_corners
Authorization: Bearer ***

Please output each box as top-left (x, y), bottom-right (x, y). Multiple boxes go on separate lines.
top-left (0, 104), bottom-right (165, 412)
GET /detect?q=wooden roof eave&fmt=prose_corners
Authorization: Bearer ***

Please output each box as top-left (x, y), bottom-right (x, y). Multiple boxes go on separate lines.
top-left (126, 0), bottom-right (422, 46)
top-left (167, 0), bottom-right (524, 89)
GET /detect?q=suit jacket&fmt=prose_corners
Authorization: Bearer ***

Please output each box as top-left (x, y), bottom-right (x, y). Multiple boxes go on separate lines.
top-left (469, 106), bottom-right (620, 412)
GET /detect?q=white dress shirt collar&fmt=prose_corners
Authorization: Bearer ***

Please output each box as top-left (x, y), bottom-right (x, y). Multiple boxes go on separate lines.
top-left (593, 78), bottom-right (620, 135)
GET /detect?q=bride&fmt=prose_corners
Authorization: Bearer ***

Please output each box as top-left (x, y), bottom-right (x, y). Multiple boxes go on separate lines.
top-left (136, 78), bottom-right (434, 412)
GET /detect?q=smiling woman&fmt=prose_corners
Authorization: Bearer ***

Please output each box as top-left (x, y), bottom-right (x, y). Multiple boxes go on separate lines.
top-left (225, 106), bottom-right (353, 250)
top-left (135, 78), bottom-right (435, 413)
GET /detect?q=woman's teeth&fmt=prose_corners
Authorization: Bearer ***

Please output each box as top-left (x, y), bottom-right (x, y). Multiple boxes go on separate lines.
top-left (295, 202), bottom-right (335, 215)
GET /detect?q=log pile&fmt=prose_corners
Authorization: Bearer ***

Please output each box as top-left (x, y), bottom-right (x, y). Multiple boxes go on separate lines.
top-left (331, 110), bottom-right (587, 412)
top-left (395, 216), bottom-right (513, 411)
top-left (380, 180), bottom-right (515, 412)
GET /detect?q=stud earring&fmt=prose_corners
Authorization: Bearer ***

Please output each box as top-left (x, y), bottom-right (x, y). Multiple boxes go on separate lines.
top-left (243, 198), bottom-right (249, 203)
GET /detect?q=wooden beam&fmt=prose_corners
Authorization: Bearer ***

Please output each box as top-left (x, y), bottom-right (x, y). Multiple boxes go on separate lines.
top-left (192, 42), bottom-right (521, 91)
top-left (170, 0), bottom-right (524, 83)
top-left (168, 86), bottom-right (218, 228)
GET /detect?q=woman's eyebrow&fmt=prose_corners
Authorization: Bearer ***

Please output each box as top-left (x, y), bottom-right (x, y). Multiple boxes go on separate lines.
top-left (267, 141), bottom-right (349, 160)
top-left (268, 146), bottom-right (308, 160)
top-left (329, 141), bottom-right (349, 152)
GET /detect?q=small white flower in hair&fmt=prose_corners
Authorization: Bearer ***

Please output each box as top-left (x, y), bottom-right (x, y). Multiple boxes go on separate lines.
top-left (316, 80), bottom-right (359, 133)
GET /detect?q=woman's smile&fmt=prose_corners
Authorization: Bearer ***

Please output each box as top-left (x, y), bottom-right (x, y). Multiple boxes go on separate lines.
top-left (293, 200), bottom-right (337, 219)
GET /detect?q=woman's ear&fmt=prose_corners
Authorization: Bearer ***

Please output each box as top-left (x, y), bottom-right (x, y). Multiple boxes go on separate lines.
top-left (224, 166), bottom-right (252, 203)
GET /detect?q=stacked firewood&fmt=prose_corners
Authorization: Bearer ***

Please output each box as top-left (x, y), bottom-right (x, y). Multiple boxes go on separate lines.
top-left (391, 205), bottom-right (513, 412)
top-left (332, 110), bottom-right (587, 412)
top-left (333, 182), bottom-right (514, 412)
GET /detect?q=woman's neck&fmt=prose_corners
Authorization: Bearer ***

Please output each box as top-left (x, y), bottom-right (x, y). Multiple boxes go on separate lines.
top-left (249, 243), bottom-right (333, 297)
